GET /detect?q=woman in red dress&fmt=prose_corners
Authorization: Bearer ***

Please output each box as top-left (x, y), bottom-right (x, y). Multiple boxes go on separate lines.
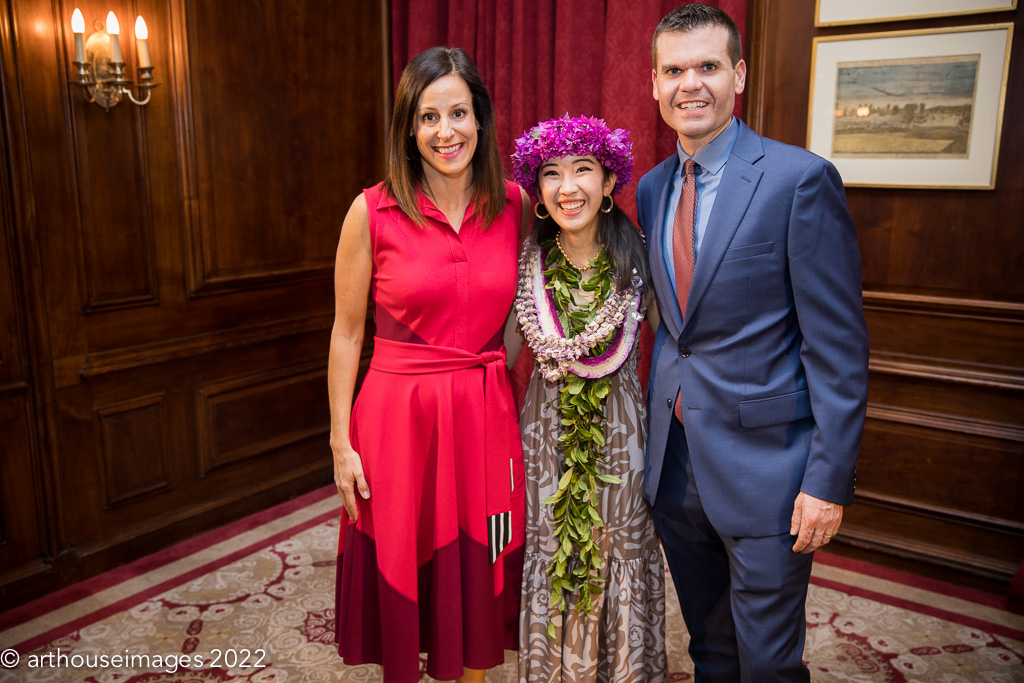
top-left (328, 47), bottom-right (528, 683)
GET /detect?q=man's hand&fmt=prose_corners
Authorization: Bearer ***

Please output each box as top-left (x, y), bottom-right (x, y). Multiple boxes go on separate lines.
top-left (790, 492), bottom-right (842, 553)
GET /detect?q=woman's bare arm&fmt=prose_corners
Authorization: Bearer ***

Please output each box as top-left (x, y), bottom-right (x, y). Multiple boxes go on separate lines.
top-left (328, 194), bottom-right (373, 520)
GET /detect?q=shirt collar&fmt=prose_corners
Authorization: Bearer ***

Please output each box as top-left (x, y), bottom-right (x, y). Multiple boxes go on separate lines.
top-left (376, 181), bottom-right (517, 225)
top-left (375, 184), bottom-right (478, 226)
top-left (675, 117), bottom-right (739, 177)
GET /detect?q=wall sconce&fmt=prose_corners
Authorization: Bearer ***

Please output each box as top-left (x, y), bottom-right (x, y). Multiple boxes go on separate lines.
top-left (69, 8), bottom-right (158, 112)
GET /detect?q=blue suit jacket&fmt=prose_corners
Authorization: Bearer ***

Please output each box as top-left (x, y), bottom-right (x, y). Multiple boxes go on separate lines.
top-left (637, 120), bottom-right (869, 537)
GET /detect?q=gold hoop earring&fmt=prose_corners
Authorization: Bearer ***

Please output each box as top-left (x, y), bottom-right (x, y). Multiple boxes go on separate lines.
top-left (534, 202), bottom-right (550, 220)
top-left (600, 195), bottom-right (614, 214)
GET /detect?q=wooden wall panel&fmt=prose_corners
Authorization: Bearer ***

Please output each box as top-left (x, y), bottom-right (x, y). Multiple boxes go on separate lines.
top-left (56, 329), bottom-right (333, 543)
top-left (747, 0), bottom-right (1024, 580)
top-left (0, 0), bottom-right (389, 608)
top-left (867, 370), bottom-right (1023, 425)
top-left (858, 416), bottom-right (1023, 521)
top-left (0, 391), bottom-right (45, 575)
top-left (841, 502), bottom-right (1022, 577)
top-left (0, 0), bottom-right (49, 596)
top-left (196, 362), bottom-right (330, 476)
top-left (865, 298), bottom-right (1023, 375)
top-left (67, 2), bottom-right (157, 311)
top-left (183, 0), bottom-right (386, 295)
top-left (97, 393), bottom-right (171, 506)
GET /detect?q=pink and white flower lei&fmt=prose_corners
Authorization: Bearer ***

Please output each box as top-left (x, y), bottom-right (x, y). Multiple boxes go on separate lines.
top-left (515, 242), bottom-right (644, 382)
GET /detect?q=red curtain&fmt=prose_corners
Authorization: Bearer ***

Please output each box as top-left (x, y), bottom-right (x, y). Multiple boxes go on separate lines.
top-left (391, 0), bottom-right (748, 400)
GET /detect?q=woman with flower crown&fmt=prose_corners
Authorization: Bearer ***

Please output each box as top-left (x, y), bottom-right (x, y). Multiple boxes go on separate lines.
top-left (508, 115), bottom-right (667, 682)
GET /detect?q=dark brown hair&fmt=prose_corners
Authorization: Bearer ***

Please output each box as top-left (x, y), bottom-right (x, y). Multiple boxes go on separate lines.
top-left (383, 47), bottom-right (506, 227)
top-left (651, 3), bottom-right (742, 68)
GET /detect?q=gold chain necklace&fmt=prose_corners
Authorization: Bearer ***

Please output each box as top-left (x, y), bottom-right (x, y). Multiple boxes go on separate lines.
top-left (554, 231), bottom-right (598, 273)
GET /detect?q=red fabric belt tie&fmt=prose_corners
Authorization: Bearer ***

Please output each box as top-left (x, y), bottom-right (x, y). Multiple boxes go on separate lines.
top-left (369, 337), bottom-right (514, 563)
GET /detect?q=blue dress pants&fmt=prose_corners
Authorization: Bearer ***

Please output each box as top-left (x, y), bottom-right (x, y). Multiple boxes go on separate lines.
top-left (651, 418), bottom-right (814, 683)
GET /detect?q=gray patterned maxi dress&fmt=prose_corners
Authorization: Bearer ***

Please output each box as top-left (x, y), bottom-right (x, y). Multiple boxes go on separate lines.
top-left (516, 252), bottom-right (667, 682)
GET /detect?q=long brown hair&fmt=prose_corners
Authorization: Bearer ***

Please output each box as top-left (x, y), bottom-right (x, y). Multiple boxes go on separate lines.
top-left (383, 47), bottom-right (506, 227)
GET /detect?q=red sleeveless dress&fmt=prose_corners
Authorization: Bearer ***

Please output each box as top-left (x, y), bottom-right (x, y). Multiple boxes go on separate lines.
top-left (335, 181), bottom-right (525, 682)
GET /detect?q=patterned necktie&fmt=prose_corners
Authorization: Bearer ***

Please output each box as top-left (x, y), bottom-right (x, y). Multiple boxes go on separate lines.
top-left (671, 158), bottom-right (698, 423)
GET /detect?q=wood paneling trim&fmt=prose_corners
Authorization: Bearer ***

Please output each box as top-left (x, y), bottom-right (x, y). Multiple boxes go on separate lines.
top-left (744, 0), bottom-right (771, 133)
top-left (838, 523), bottom-right (1019, 580)
top-left (854, 489), bottom-right (1024, 536)
top-left (0, 379), bottom-right (29, 394)
top-left (52, 312), bottom-right (333, 388)
top-left (867, 404), bottom-right (1024, 441)
top-left (864, 290), bottom-right (1024, 319)
top-left (870, 357), bottom-right (1024, 391)
top-left (865, 292), bottom-right (1024, 387)
top-left (0, 559), bottom-right (53, 588)
top-left (172, 0), bottom-right (202, 298)
top-left (378, 0), bottom-right (392, 145)
top-left (186, 265), bottom-right (334, 299)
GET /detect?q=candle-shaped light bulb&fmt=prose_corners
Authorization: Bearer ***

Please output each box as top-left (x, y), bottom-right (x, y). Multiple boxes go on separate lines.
top-left (71, 8), bottom-right (85, 62)
top-left (106, 11), bottom-right (122, 63)
top-left (135, 16), bottom-right (151, 68)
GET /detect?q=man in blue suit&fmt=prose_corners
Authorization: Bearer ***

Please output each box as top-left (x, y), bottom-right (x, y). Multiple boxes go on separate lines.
top-left (637, 5), bottom-right (869, 681)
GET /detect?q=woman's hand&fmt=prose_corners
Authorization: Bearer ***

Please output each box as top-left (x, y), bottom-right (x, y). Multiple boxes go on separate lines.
top-left (332, 441), bottom-right (370, 520)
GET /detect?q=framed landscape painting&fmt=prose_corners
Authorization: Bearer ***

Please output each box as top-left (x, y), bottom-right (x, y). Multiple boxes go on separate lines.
top-left (807, 24), bottom-right (1013, 188)
top-left (815, 0), bottom-right (1017, 27)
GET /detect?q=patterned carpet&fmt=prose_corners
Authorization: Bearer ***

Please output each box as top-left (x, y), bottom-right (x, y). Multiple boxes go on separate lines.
top-left (1, 486), bottom-right (1022, 682)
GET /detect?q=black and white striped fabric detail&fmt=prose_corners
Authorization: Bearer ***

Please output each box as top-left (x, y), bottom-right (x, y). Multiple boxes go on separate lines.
top-left (487, 511), bottom-right (512, 564)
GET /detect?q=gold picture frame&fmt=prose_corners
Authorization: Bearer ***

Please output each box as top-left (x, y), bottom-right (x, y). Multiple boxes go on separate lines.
top-left (807, 24), bottom-right (1013, 189)
top-left (815, 0), bottom-right (1017, 27)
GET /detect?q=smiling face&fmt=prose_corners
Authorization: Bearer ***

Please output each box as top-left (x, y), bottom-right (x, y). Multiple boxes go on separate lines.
top-left (414, 74), bottom-right (478, 184)
top-left (538, 155), bottom-right (616, 240)
top-left (652, 25), bottom-right (746, 155)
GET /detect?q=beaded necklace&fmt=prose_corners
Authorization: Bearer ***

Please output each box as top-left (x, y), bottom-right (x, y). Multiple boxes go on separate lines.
top-left (554, 231), bottom-right (599, 273)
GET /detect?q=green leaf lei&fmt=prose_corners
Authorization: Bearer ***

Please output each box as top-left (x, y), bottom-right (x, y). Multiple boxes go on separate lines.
top-left (539, 238), bottom-right (623, 636)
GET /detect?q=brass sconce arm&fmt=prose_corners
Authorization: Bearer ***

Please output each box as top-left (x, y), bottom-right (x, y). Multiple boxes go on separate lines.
top-left (70, 9), bottom-right (158, 112)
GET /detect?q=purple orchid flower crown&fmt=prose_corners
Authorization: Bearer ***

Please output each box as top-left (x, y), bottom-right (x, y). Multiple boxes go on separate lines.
top-left (511, 114), bottom-right (633, 200)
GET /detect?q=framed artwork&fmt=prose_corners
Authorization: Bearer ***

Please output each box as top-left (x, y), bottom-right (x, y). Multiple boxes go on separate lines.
top-left (807, 24), bottom-right (1013, 189)
top-left (815, 0), bottom-right (1017, 27)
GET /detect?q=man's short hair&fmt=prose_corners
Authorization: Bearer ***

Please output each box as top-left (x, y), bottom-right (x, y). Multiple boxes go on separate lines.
top-left (652, 3), bottom-right (743, 68)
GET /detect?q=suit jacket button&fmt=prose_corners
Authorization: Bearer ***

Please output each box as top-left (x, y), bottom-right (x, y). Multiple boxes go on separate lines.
top-left (678, 345), bottom-right (691, 358)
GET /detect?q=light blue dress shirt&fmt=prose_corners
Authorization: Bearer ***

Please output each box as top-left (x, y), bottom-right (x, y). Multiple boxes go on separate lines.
top-left (662, 117), bottom-right (740, 294)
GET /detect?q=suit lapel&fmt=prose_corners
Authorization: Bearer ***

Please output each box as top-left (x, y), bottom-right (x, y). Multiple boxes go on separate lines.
top-left (647, 155), bottom-right (684, 339)
top-left (682, 123), bottom-right (765, 335)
